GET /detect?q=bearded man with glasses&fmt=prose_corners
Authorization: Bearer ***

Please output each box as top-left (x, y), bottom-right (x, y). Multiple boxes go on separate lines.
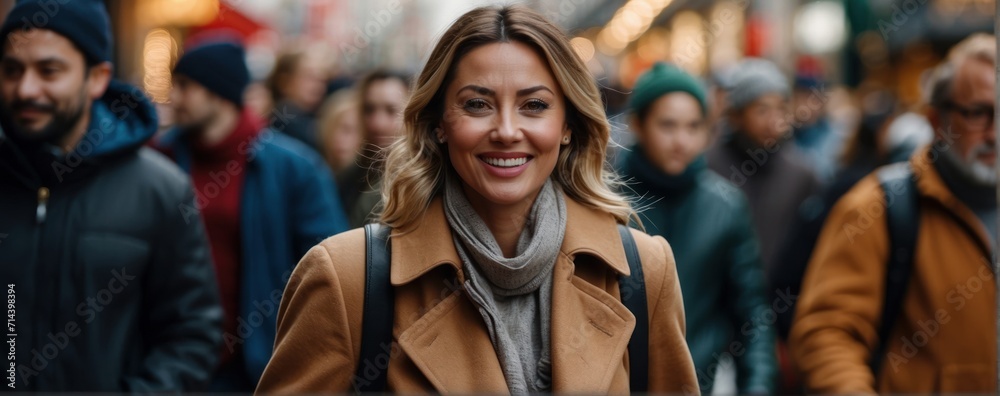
top-left (789, 33), bottom-right (998, 394)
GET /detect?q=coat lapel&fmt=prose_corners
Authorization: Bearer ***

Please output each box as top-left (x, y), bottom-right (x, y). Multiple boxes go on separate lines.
top-left (390, 199), bottom-right (506, 392)
top-left (396, 290), bottom-right (508, 393)
top-left (549, 198), bottom-right (636, 392)
top-left (549, 254), bottom-right (635, 392)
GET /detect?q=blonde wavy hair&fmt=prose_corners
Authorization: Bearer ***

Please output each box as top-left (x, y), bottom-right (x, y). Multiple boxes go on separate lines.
top-left (380, 4), bottom-right (634, 232)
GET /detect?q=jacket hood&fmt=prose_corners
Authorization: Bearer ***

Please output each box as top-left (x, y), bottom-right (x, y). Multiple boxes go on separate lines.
top-left (0, 80), bottom-right (158, 187)
top-left (79, 79), bottom-right (159, 158)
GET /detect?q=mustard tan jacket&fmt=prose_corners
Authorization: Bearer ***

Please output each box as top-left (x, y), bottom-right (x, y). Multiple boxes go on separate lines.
top-left (255, 196), bottom-right (699, 394)
top-left (790, 147), bottom-right (996, 393)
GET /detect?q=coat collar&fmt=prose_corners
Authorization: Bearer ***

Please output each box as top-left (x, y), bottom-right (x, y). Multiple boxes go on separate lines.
top-left (389, 195), bottom-right (630, 286)
top-left (392, 194), bottom-right (636, 392)
top-left (911, 145), bottom-right (994, 255)
top-left (395, 251), bottom-right (635, 393)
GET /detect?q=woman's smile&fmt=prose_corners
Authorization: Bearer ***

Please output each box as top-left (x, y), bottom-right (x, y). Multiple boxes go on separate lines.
top-left (479, 152), bottom-right (533, 177)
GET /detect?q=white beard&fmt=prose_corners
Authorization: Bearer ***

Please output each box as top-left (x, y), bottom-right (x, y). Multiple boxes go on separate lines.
top-left (966, 160), bottom-right (997, 186)
top-left (944, 143), bottom-right (998, 187)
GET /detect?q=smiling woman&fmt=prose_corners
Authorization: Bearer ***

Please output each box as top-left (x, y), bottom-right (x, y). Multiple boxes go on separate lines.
top-left (256, 4), bottom-right (698, 394)
top-left (435, 41), bottom-right (570, 258)
top-left (380, 6), bottom-right (632, 233)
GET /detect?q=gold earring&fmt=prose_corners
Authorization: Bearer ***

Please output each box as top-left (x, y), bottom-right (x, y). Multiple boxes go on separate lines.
top-left (562, 136), bottom-right (570, 144)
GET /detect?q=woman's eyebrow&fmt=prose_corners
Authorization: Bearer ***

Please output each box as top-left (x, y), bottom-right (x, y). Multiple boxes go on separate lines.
top-left (517, 85), bottom-right (554, 96)
top-left (456, 85), bottom-right (555, 97)
top-left (457, 85), bottom-right (494, 96)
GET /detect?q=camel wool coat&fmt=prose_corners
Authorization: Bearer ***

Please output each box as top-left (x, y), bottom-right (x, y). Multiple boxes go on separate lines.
top-left (790, 147), bottom-right (997, 393)
top-left (255, 196), bottom-right (699, 394)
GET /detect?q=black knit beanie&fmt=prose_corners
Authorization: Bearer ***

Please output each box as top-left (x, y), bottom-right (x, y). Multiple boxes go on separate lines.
top-left (0, 0), bottom-right (113, 65)
top-left (172, 42), bottom-right (250, 108)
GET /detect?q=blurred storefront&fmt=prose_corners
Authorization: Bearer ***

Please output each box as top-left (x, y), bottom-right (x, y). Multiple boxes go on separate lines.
top-left (845, 0), bottom-right (994, 105)
top-left (0, 0), bottom-right (993, 112)
top-left (569, 0), bottom-right (993, 104)
top-left (107, 0), bottom-right (273, 104)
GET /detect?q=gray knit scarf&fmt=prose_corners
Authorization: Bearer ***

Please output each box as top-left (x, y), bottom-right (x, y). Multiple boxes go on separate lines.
top-left (443, 172), bottom-right (567, 394)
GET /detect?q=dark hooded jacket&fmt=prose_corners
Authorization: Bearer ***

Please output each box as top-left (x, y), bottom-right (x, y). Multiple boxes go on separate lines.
top-left (0, 81), bottom-right (222, 392)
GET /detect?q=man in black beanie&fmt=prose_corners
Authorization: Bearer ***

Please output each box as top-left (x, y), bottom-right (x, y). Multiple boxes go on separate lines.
top-left (0, 0), bottom-right (222, 392)
top-left (154, 41), bottom-right (349, 391)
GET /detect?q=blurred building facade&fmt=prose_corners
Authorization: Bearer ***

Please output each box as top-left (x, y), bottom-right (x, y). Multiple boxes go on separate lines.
top-left (0, 0), bottom-right (993, 117)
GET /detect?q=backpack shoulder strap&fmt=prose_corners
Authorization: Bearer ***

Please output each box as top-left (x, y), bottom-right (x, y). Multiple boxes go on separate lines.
top-left (870, 162), bottom-right (919, 376)
top-left (355, 223), bottom-right (394, 393)
top-left (617, 224), bottom-right (649, 392)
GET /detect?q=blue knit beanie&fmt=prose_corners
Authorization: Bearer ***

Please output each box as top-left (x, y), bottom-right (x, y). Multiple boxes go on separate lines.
top-left (629, 62), bottom-right (708, 118)
top-left (173, 42), bottom-right (250, 108)
top-left (0, 0), bottom-right (113, 65)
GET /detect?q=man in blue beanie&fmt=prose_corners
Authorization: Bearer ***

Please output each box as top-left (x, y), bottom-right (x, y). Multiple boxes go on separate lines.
top-left (618, 62), bottom-right (777, 394)
top-left (153, 41), bottom-right (349, 391)
top-left (0, 0), bottom-right (222, 392)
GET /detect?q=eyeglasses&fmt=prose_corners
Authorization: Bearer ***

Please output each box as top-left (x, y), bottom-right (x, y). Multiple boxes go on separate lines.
top-left (942, 101), bottom-right (995, 131)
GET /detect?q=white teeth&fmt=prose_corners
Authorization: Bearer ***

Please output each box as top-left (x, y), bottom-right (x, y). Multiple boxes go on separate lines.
top-left (484, 157), bottom-right (527, 168)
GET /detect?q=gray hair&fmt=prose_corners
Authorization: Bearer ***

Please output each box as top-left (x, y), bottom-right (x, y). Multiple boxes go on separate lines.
top-left (726, 58), bottom-right (789, 112)
top-left (924, 34), bottom-right (996, 108)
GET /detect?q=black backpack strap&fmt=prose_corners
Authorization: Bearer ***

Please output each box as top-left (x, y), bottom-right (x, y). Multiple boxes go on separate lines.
top-left (355, 223), bottom-right (394, 393)
top-left (618, 224), bottom-right (649, 392)
top-left (870, 163), bottom-right (919, 377)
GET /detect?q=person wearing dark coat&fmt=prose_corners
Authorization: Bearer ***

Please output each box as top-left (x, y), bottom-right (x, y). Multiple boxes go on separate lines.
top-left (265, 51), bottom-right (328, 151)
top-left (705, 58), bottom-right (821, 392)
top-left (154, 41), bottom-right (350, 391)
top-left (706, 58), bottom-right (821, 273)
top-left (0, 0), bottom-right (221, 391)
top-left (619, 62), bottom-right (777, 394)
top-left (346, 70), bottom-right (410, 227)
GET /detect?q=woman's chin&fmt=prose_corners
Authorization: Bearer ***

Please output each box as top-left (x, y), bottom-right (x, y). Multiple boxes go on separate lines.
top-left (470, 184), bottom-right (542, 208)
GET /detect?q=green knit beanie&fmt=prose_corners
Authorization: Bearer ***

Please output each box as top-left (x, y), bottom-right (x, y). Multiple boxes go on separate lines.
top-left (628, 62), bottom-right (708, 118)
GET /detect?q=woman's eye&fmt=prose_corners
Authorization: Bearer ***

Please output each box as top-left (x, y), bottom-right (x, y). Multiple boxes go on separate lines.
top-left (464, 99), bottom-right (490, 113)
top-left (523, 99), bottom-right (549, 113)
